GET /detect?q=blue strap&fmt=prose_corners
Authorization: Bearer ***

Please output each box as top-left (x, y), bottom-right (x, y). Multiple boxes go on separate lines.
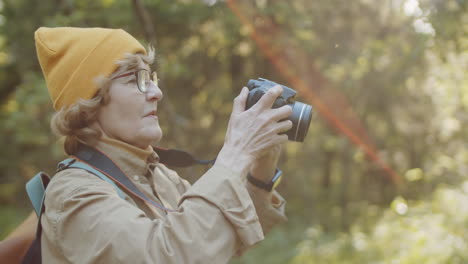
top-left (25, 159), bottom-right (127, 218)
top-left (58, 158), bottom-right (126, 199)
top-left (25, 172), bottom-right (49, 217)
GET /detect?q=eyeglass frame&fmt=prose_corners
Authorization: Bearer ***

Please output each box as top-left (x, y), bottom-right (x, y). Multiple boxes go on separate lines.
top-left (111, 69), bottom-right (159, 93)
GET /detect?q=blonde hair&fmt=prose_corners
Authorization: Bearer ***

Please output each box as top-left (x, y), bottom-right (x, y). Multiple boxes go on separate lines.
top-left (51, 47), bottom-right (155, 155)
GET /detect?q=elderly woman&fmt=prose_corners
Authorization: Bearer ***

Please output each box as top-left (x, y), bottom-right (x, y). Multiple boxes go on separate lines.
top-left (22, 27), bottom-right (293, 263)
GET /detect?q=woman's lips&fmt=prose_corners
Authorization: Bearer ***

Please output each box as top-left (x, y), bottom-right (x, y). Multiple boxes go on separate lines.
top-left (144, 110), bottom-right (158, 119)
top-left (145, 110), bottom-right (157, 116)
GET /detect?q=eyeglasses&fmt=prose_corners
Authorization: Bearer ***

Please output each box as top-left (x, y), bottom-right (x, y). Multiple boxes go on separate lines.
top-left (112, 69), bottom-right (159, 93)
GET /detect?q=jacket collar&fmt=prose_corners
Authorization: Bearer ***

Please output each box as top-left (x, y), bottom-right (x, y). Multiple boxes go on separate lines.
top-left (92, 135), bottom-right (160, 178)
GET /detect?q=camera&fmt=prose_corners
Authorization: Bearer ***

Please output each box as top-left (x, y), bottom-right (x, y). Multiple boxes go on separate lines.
top-left (246, 78), bottom-right (313, 142)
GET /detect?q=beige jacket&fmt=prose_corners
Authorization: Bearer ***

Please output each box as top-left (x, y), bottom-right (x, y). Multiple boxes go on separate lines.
top-left (41, 137), bottom-right (287, 263)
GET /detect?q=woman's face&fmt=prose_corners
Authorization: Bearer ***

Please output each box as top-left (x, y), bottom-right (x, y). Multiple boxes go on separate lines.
top-left (96, 62), bottom-right (163, 149)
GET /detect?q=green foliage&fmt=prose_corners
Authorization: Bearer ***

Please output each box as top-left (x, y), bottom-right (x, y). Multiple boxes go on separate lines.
top-left (291, 182), bottom-right (468, 264)
top-left (230, 219), bottom-right (305, 264)
top-left (0, 206), bottom-right (30, 239)
top-left (0, 0), bottom-right (467, 262)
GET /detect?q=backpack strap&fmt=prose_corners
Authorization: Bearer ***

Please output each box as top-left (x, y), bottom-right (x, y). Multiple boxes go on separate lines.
top-left (21, 158), bottom-right (128, 264)
top-left (24, 159), bottom-right (127, 218)
top-left (22, 174), bottom-right (50, 264)
top-left (58, 158), bottom-right (126, 200)
top-left (25, 172), bottom-right (50, 217)
top-left (21, 146), bottom-right (207, 264)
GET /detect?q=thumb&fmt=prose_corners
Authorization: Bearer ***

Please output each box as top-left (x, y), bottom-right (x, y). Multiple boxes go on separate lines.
top-left (232, 87), bottom-right (249, 114)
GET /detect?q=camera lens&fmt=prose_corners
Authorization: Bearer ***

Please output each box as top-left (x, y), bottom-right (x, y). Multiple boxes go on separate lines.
top-left (286, 102), bottom-right (313, 142)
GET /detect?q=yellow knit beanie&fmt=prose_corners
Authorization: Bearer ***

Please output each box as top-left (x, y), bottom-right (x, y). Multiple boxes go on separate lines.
top-left (34, 27), bottom-right (146, 110)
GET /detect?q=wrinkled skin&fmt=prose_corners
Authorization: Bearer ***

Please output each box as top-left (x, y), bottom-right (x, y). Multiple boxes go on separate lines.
top-left (96, 62), bottom-right (163, 149)
top-left (217, 85), bottom-right (293, 179)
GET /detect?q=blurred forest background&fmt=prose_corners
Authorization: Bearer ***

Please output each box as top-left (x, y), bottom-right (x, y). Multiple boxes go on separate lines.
top-left (0, 0), bottom-right (467, 263)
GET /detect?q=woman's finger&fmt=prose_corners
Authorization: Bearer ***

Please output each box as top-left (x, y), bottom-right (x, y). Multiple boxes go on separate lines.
top-left (275, 120), bottom-right (293, 134)
top-left (273, 134), bottom-right (289, 145)
top-left (250, 85), bottom-right (283, 111)
top-left (270, 104), bottom-right (293, 122)
top-left (232, 87), bottom-right (249, 115)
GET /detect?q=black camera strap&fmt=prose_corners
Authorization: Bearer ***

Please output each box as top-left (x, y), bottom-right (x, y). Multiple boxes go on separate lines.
top-left (72, 144), bottom-right (180, 212)
top-left (154, 147), bottom-right (216, 167)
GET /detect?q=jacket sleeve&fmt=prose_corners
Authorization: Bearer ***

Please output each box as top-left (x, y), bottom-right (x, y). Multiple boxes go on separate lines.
top-left (246, 183), bottom-right (287, 235)
top-left (41, 164), bottom-right (264, 264)
top-left (164, 165), bottom-right (287, 237)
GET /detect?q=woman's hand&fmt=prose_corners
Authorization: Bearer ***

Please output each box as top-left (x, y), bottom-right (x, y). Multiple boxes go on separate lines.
top-left (216, 85), bottom-right (292, 175)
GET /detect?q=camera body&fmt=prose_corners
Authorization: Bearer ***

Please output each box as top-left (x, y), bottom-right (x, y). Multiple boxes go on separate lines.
top-left (246, 78), bottom-right (313, 142)
top-left (246, 78), bottom-right (298, 110)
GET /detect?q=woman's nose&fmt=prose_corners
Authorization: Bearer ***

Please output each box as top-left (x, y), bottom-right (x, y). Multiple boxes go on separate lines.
top-left (145, 83), bottom-right (163, 101)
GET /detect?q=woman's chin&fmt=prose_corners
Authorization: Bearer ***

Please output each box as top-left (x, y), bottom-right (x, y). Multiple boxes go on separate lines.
top-left (147, 130), bottom-right (163, 144)
top-left (151, 134), bottom-right (163, 145)
top-left (125, 131), bottom-right (160, 149)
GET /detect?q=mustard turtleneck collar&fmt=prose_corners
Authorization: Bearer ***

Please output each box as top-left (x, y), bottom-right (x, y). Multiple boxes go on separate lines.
top-left (91, 135), bottom-right (160, 178)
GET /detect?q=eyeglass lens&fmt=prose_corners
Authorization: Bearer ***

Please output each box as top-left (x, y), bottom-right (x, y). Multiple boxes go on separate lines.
top-left (137, 70), bottom-right (149, 93)
top-left (137, 70), bottom-right (159, 93)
